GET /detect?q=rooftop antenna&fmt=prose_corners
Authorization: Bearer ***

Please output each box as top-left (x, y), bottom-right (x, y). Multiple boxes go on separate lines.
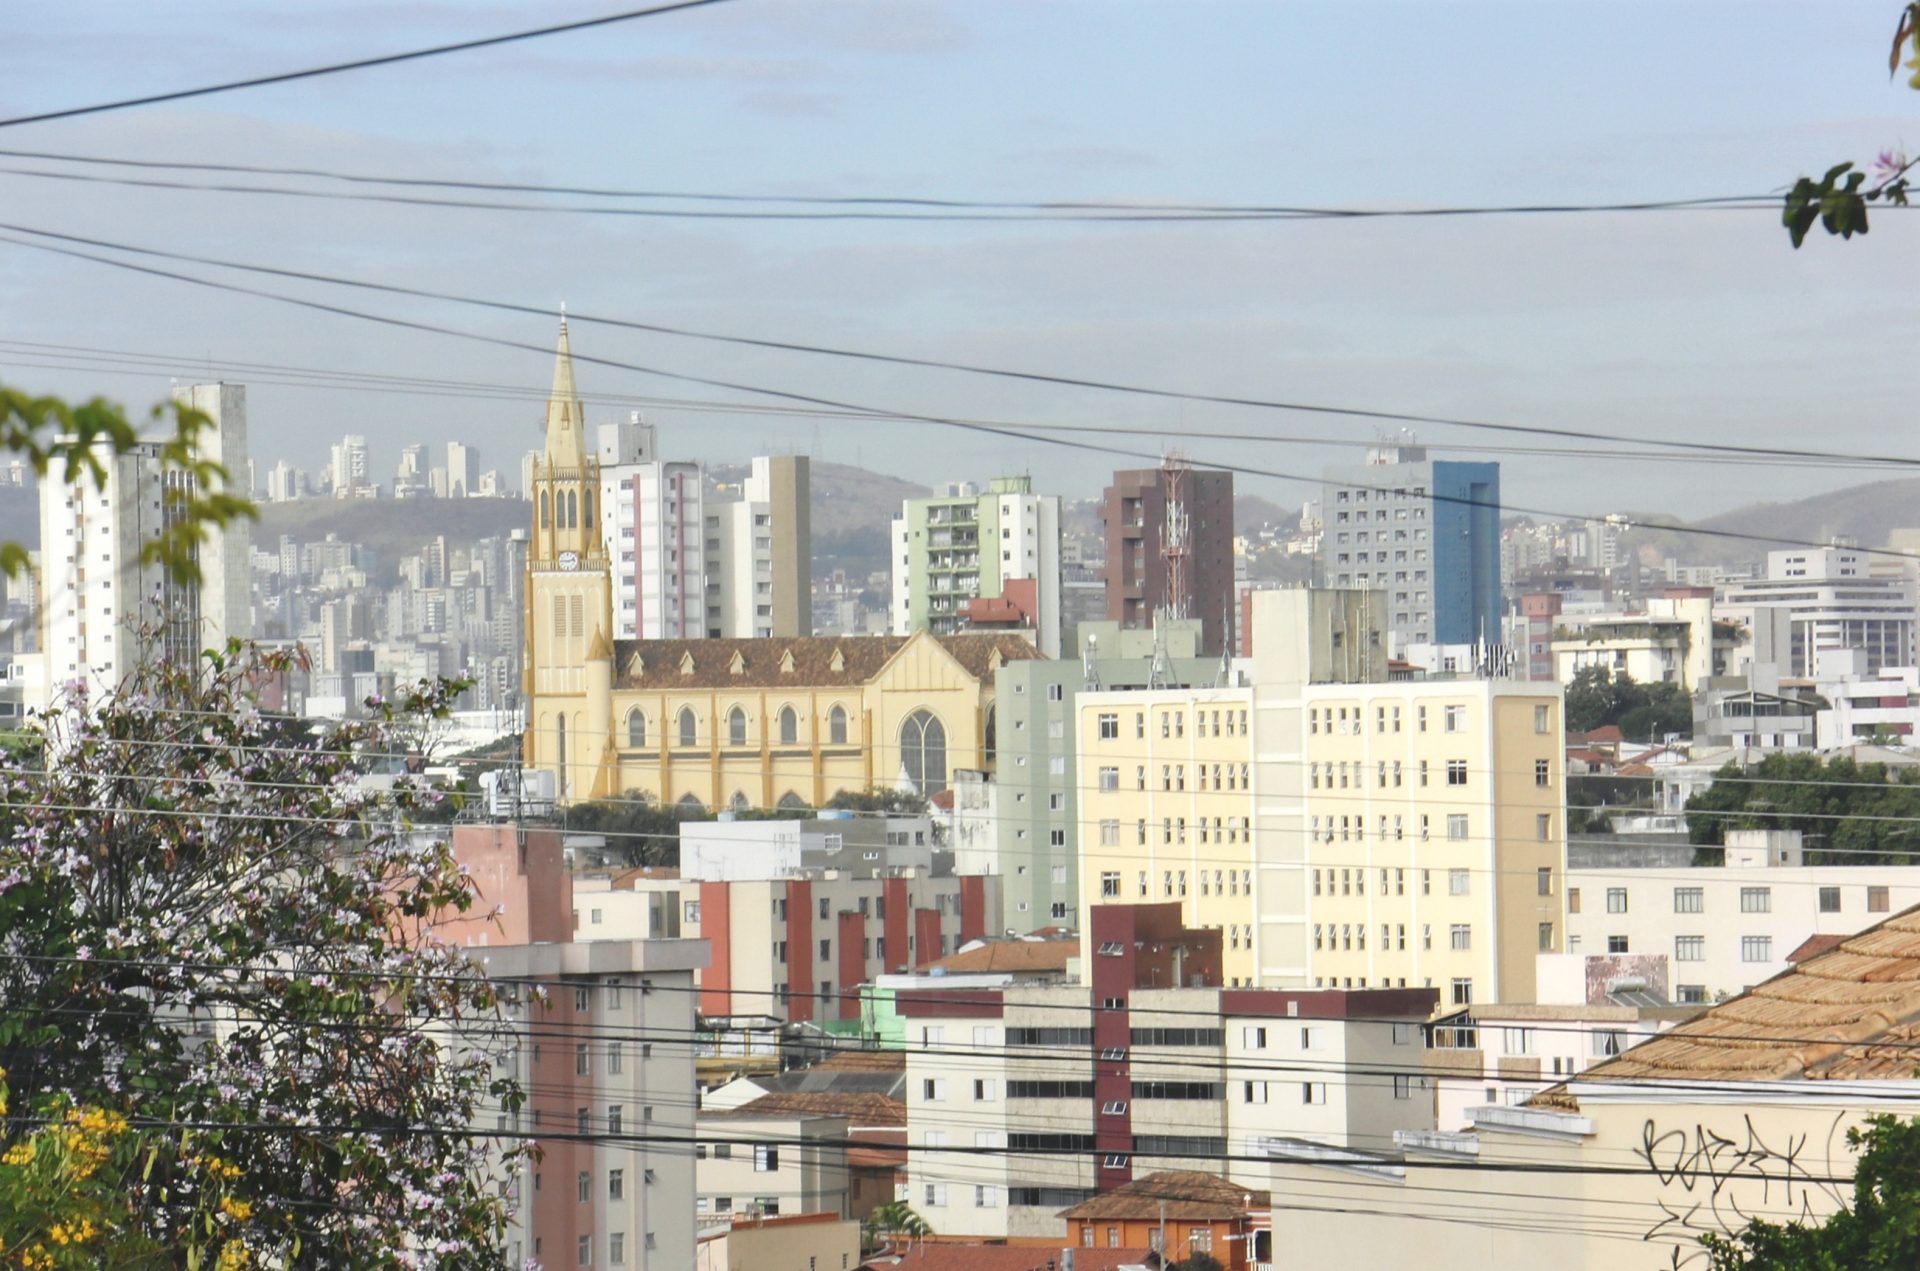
top-left (1083, 631), bottom-right (1102, 692)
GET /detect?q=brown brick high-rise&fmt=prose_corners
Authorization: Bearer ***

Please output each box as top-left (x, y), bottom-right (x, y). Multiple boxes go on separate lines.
top-left (1099, 465), bottom-right (1235, 655)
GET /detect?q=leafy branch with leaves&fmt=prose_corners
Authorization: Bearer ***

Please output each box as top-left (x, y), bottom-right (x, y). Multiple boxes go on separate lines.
top-left (1783, 3), bottom-right (1919, 246)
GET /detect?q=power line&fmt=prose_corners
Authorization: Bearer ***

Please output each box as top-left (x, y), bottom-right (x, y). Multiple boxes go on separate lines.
top-left (0, 0), bottom-right (735, 130)
top-left (3, 220), bottom-right (1905, 472)
top-left (7, 340), bottom-right (1905, 471)
top-left (0, 145), bottom-right (1797, 218)
top-left (7, 227), bottom-right (1918, 567)
top-left (0, 163), bottom-right (1801, 225)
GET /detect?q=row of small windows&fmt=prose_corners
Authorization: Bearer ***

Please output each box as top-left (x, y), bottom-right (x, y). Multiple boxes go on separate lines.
top-left (624, 704), bottom-right (852, 748)
top-left (1098, 869), bottom-right (1254, 899)
top-left (1093, 708), bottom-right (1248, 740)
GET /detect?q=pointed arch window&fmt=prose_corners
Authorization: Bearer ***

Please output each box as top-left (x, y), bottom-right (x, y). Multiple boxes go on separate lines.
top-left (676, 792), bottom-right (704, 815)
top-left (540, 489), bottom-right (551, 528)
top-left (555, 714), bottom-right (568, 798)
top-left (984, 704), bottom-right (997, 766)
top-left (829, 705), bottom-right (849, 746)
top-left (626, 709), bottom-right (647, 749)
top-left (779, 706), bottom-right (798, 745)
top-left (582, 486), bottom-right (595, 526)
top-left (728, 706), bottom-right (747, 747)
top-left (899, 709), bottom-right (948, 797)
top-left (777, 791), bottom-right (808, 810)
top-left (678, 708), bottom-right (698, 748)
top-left (728, 791), bottom-right (751, 813)
top-left (565, 490), bottom-right (578, 529)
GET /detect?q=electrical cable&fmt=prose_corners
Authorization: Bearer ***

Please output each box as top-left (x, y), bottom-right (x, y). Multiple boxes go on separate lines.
top-left (0, 0), bottom-right (735, 131)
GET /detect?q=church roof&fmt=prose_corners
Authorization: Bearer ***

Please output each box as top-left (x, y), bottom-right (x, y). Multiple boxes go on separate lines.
top-left (610, 633), bottom-right (1043, 690)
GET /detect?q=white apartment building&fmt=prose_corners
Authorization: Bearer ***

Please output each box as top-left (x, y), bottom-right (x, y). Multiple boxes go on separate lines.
top-left (598, 414), bottom-right (705, 640)
top-left (1565, 831), bottom-right (1920, 1000)
top-left (694, 1109), bottom-right (849, 1220)
top-left (703, 455), bottom-right (811, 639)
top-left (1719, 546), bottom-right (1917, 675)
top-left (328, 432), bottom-right (369, 495)
top-left (486, 938), bottom-right (706, 1271)
top-left (447, 440), bottom-right (480, 498)
top-left (36, 382), bottom-right (251, 710)
top-left (1424, 998), bottom-right (1689, 1130)
top-left (893, 476), bottom-right (1063, 658)
top-left (1811, 650), bottom-right (1920, 747)
top-left (900, 982), bottom-right (1439, 1240)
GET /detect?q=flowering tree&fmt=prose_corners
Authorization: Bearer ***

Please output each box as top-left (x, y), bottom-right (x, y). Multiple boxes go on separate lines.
top-left (0, 643), bottom-right (525, 1267)
top-left (1783, 4), bottom-right (1918, 245)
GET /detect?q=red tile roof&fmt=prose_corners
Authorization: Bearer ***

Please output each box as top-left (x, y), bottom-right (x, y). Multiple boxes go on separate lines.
top-left (613, 632), bottom-right (1042, 689)
top-left (1060, 1170), bottom-right (1267, 1221)
top-left (862, 1246), bottom-right (1151, 1271)
top-left (930, 940), bottom-right (1075, 976)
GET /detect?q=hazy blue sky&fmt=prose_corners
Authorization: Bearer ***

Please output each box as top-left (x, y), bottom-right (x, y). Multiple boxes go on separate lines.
top-left (2, 1), bottom-right (1915, 526)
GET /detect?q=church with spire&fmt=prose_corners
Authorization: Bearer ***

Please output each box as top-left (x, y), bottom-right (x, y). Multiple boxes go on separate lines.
top-left (523, 318), bottom-right (1030, 810)
top-left (525, 316), bottom-right (616, 800)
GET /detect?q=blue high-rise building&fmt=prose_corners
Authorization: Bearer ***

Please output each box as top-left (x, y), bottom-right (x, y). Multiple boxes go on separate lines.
top-left (1317, 442), bottom-right (1501, 651)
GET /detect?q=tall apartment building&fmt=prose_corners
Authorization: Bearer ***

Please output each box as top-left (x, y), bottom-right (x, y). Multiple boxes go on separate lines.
top-left (1718, 546), bottom-right (1917, 674)
top-left (979, 620), bottom-right (1219, 932)
top-left (705, 455), bottom-right (811, 638)
top-left (37, 381), bottom-right (252, 708)
top-left (446, 440), bottom-right (480, 498)
top-left (1100, 463), bottom-right (1235, 656)
top-left (1074, 684), bottom-right (1262, 983)
top-left (899, 911), bottom-right (1438, 1238)
top-left (1317, 442), bottom-right (1500, 651)
top-left (892, 476), bottom-right (1062, 656)
top-left (1300, 674), bottom-right (1565, 1007)
top-left (597, 413), bottom-right (704, 640)
top-left (442, 825), bottom-right (705, 1271)
top-left (328, 432), bottom-right (369, 495)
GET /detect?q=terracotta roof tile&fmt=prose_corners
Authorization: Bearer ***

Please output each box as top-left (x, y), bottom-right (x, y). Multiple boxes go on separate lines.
top-left (863, 1247), bottom-right (1128, 1271)
top-left (810, 1049), bottom-right (905, 1073)
top-left (612, 632), bottom-right (1043, 690)
top-left (930, 940), bottom-right (1075, 976)
top-left (1545, 903), bottom-right (1920, 1093)
top-left (726, 1091), bottom-right (906, 1126)
top-left (1058, 1170), bottom-right (1267, 1221)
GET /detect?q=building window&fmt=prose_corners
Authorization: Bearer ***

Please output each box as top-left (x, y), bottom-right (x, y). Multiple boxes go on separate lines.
top-left (778, 706), bottom-right (798, 745)
top-left (578, 1236), bottom-right (592, 1267)
top-left (1534, 704), bottom-right (1550, 733)
top-left (1568, 887), bottom-right (1581, 914)
top-left (727, 706), bottom-right (748, 746)
top-left (1450, 924), bottom-right (1472, 951)
top-left (1740, 887), bottom-right (1772, 914)
top-left (1538, 922), bottom-right (1554, 951)
top-left (1676, 984), bottom-right (1708, 1004)
top-left (1675, 936), bottom-right (1705, 962)
top-left (1536, 867), bottom-right (1553, 897)
top-left (754, 1145), bottom-right (779, 1172)
top-left (626, 710), bottom-right (647, 748)
top-left (1870, 886), bottom-right (1891, 912)
top-left (576, 1045), bottom-right (589, 1076)
top-left (1098, 712), bottom-right (1119, 740)
top-left (1443, 705), bottom-right (1465, 732)
top-left (1300, 1082), bottom-right (1327, 1105)
top-left (1608, 935), bottom-right (1629, 954)
top-left (1606, 888), bottom-right (1628, 914)
top-left (1447, 815), bottom-right (1468, 841)
top-left (1674, 887), bottom-right (1703, 914)
top-left (1451, 978), bottom-right (1473, 1006)
top-left (1818, 886), bottom-right (1841, 913)
top-left (1446, 760), bottom-right (1467, 786)
top-left (1741, 936), bottom-right (1773, 963)
top-left (579, 1172), bottom-right (591, 1202)
top-left (899, 709), bottom-right (948, 796)
top-left (1448, 868), bottom-right (1470, 896)
top-left (678, 708), bottom-right (697, 747)
top-left (1534, 759), bottom-right (1550, 786)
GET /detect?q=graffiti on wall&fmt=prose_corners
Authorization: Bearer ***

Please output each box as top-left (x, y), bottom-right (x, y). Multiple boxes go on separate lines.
top-left (1633, 1111), bottom-right (1852, 1267)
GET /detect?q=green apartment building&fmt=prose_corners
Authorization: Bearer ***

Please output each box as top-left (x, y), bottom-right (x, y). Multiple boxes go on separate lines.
top-left (891, 476), bottom-right (1063, 657)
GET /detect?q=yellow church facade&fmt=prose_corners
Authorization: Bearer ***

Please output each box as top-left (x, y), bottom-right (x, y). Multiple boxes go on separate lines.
top-left (522, 320), bottom-right (1037, 807)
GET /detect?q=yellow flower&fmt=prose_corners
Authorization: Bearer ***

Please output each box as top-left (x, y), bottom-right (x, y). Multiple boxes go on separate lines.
top-left (219, 1196), bottom-right (253, 1222)
top-left (1, 1141), bottom-right (35, 1166)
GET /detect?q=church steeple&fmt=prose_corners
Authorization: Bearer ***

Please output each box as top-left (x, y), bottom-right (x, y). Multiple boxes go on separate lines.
top-left (544, 310), bottom-right (587, 468)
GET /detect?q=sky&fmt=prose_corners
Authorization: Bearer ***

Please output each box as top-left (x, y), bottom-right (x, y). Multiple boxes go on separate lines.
top-left (1, 0), bottom-right (1916, 527)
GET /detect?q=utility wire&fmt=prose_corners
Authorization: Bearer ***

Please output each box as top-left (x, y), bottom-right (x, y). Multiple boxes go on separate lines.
top-left (2, 220), bottom-right (1904, 472)
top-left (7, 226), bottom-right (1919, 567)
top-left (0, 164), bottom-right (1801, 224)
top-left (0, 0), bottom-right (735, 130)
top-left (0, 145), bottom-right (1799, 218)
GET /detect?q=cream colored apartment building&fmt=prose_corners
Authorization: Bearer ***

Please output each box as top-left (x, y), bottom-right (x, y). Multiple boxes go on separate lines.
top-left (1302, 678), bottom-right (1564, 1006)
top-left (1074, 686), bottom-right (1264, 983)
